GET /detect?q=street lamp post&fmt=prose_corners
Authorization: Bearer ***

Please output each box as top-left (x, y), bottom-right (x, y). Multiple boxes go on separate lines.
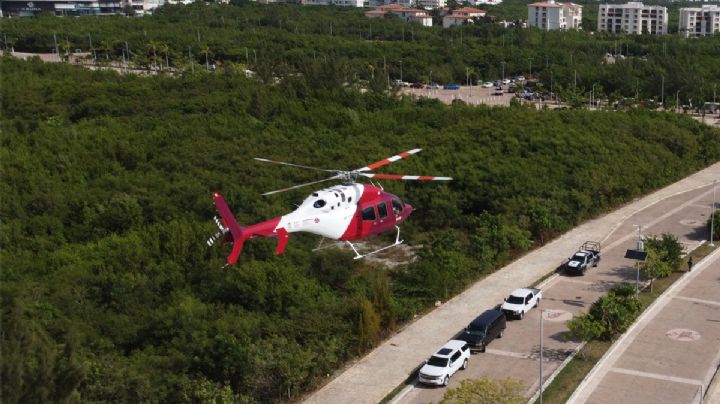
top-left (661, 76), bottom-right (664, 106)
top-left (634, 225), bottom-right (645, 294)
top-left (711, 180), bottom-right (717, 247)
top-left (676, 90), bottom-right (680, 112)
top-left (501, 61), bottom-right (505, 81)
top-left (539, 309), bottom-right (544, 404)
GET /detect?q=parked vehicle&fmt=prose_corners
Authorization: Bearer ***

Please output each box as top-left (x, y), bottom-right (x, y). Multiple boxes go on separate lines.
top-left (418, 340), bottom-right (470, 386)
top-left (456, 309), bottom-right (506, 353)
top-left (492, 89), bottom-right (504, 96)
top-left (482, 82), bottom-right (494, 88)
top-left (565, 241), bottom-right (601, 275)
top-left (502, 79), bottom-right (511, 85)
top-left (410, 82), bottom-right (425, 89)
top-left (444, 84), bottom-right (461, 90)
top-left (427, 83), bottom-right (442, 90)
top-left (501, 288), bottom-right (542, 319)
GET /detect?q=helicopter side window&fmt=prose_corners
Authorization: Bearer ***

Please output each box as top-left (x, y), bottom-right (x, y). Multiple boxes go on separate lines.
top-left (377, 202), bottom-right (388, 219)
top-left (361, 206), bottom-right (376, 221)
top-left (392, 199), bottom-right (403, 215)
top-left (313, 199), bottom-right (326, 208)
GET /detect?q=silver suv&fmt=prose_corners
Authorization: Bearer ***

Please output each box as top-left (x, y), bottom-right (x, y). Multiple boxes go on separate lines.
top-left (418, 340), bottom-right (470, 386)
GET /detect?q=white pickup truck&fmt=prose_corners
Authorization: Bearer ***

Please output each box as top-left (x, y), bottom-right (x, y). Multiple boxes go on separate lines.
top-left (500, 288), bottom-right (542, 319)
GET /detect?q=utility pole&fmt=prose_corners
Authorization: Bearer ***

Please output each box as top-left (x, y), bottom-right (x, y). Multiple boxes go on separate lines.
top-left (189, 46), bottom-right (194, 73)
top-left (53, 32), bottom-right (59, 57)
top-left (88, 34), bottom-right (95, 62)
top-left (711, 180), bottom-right (717, 247)
top-left (661, 76), bottom-right (664, 106)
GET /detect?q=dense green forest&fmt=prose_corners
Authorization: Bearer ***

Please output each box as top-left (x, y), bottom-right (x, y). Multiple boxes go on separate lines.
top-left (2, 2), bottom-right (719, 106)
top-left (2, 51), bottom-right (719, 402)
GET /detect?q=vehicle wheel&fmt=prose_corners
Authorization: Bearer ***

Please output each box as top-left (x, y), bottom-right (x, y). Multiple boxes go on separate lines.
top-left (499, 329), bottom-right (504, 338)
top-left (534, 299), bottom-right (539, 308)
top-left (519, 311), bottom-right (524, 320)
top-left (480, 344), bottom-right (486, 353)
top-left (462, 359), bottom-right (468, 370)
top-left (443, 376), bottom-right (449, 386)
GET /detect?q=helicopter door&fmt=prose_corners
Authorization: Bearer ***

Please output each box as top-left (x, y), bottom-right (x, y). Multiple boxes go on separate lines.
top-left (377, 201), bottom-right (388, 225)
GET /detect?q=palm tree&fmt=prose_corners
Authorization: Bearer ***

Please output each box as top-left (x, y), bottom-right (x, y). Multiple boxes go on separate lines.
top-left (99, 40), bottom-right (112, 61)
top-left (146, 40), bottom-right (160, 71)
top-left (200, 45), bottom-right (212, 71)
top-left (60, 38), bottom-right (72, 62)
top-left (159, 42), bottom-right (171, 71)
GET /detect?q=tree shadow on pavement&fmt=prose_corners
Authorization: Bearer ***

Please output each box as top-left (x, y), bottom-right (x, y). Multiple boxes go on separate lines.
top-left (528, 346), bottom-right (573, 362)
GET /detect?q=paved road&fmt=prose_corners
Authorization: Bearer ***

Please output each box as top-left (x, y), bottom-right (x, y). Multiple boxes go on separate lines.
top-left (397, 179), bottom-right (719, 404)
top-left (567, 247), bottom-right (720, 404)
top-left (304, 164), bottom-right (720, 404)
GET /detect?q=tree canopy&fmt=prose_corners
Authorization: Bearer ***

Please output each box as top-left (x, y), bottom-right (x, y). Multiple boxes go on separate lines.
top-left (1, 11), bottom-right (720, 400)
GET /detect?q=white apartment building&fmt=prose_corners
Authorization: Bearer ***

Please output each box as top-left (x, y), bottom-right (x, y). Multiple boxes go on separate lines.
top-left (303, 0), bottom-right (365, 6)
top-left (679, 5), bottom-right (720, 37)
top-left (417, 0), bottom-right (445, 10)
top-left (527, 0), bottom-right (582, 30)
top-left (598, 2), bottom-right (668, 35)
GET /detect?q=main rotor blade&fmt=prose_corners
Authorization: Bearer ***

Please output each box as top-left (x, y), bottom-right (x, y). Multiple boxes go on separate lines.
top-left (354, 149), bottom-right (422, 172)
top-left (254, 157), bottom-right (338, 173)
top-left (261, 175), bottom-right (341, 196)
top-left (358, 173), bottom-right (452, 181)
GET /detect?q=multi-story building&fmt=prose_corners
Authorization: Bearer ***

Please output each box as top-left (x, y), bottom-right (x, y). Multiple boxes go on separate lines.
top-left (679, 5), bottom-right (720, 37)
top-left (365, 3), bottom-right (432, 26)
top-left (416, 0), bottom-right (445, 10)
top-left (0, 0), bottom-right (202, 16)
top-left (598, 2), bottom-right (668, 35)
top-left (303, 0), bottom-right (365, 6)
top-left (527, 0), bottom-right (582, 30)
top-left (443, 7), bottom-right (486, 28)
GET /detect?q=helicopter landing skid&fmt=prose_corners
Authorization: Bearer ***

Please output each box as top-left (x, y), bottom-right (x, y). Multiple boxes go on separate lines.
top-left (312, 237), bottom-right (336, 252)
top-left (347, 226), bottom-right (403, 260)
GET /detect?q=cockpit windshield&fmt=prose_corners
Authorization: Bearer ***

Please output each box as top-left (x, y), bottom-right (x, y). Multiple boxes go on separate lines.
top-left (313, 200), bottom-right (326, 208)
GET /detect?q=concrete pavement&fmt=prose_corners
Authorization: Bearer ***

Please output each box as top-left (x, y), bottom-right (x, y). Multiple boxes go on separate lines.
top-left (304, 163), bottom-right (720, 404)
top-left (567, 247), bottom-right (720, 404)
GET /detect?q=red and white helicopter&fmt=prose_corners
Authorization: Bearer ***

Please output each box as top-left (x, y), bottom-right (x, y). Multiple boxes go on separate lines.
top-left (208, 149), bottom-right (451, 266)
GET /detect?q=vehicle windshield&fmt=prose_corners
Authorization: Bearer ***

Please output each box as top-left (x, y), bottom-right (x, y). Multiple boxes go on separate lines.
top-left (571, 254), bottom-right (586, 261)
top-left (427, 356), bottom-right (448, 367)
top-left (507, 295), bottom-right (525, 304)
top-left (465, 328), bottom-right (485, 338)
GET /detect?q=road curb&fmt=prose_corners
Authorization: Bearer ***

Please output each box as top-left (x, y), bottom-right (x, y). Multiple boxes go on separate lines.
top-left (526, 341), bottom-right (587, 404)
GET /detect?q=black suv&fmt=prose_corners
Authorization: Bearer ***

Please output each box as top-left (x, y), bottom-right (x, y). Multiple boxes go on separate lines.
top-left (456, 309), bottom-right (506, 353)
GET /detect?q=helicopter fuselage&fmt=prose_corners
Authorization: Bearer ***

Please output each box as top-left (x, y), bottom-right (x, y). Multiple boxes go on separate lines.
top-left (241, 183), bottom-right (413, 243)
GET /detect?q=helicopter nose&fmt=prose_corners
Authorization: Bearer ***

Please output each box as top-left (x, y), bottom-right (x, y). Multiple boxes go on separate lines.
top-left (404, 203), bottom-right (413, 216)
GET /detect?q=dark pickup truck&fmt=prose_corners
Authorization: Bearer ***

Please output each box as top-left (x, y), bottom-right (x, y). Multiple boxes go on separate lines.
top-left (565, 241), bottom-right (601, 275)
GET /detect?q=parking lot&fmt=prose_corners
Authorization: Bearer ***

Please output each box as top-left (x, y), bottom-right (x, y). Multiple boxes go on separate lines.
top-left (399, 85), bottom-right (514, 107)
top-left (395, 184), bottom-right (718, 404)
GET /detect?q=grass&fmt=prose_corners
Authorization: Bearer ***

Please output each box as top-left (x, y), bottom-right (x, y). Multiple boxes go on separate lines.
top-left (535, 243), bottom-right (717, 404)
top-left (536, 340), bottom-right (612, 404)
